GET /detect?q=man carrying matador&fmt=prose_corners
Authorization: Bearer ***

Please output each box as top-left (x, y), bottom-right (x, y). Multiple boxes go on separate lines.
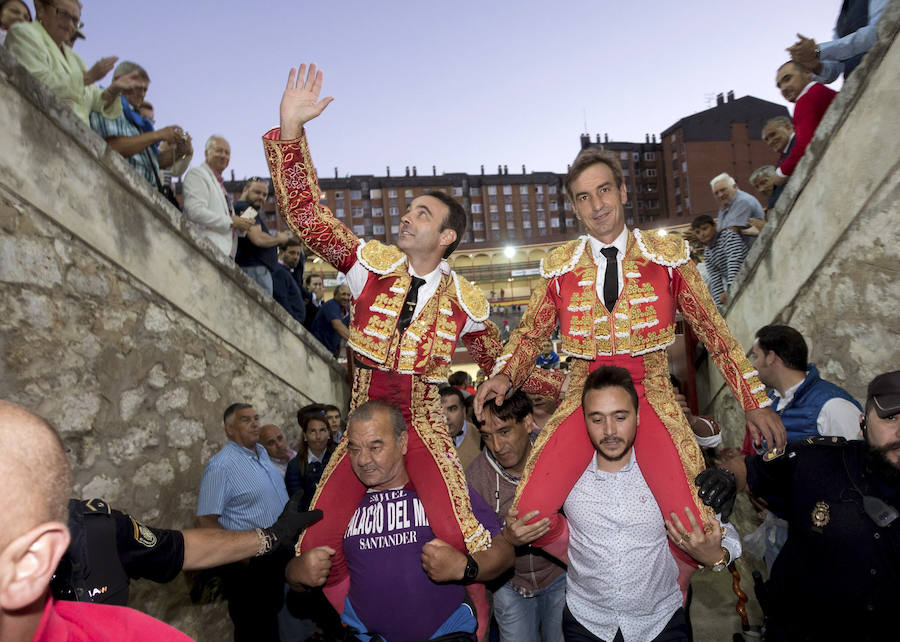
top-left (476, 147), bottom-right (787, 578)
top-left (262, 64), bottom-right (562, 595)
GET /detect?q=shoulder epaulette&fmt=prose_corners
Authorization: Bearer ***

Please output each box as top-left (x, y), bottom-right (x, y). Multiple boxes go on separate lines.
top-left (80, 498), bottom-right (112, 515)
top-left (357, 240), bottom-right (406, 275)
top-left (540, 236), bottom-right (589, 277)
top-left (452, 272), bottom-right (489, 322)
top-left (804, 435), bottom-right (847, 447)
top-left (633, 229), bottom-right (690, 268)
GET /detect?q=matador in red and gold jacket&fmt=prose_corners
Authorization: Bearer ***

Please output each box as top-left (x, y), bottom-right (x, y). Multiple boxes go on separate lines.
top-left (491, 228), bottom-right (772, 569)
top-left (262, 127), bottom-right (563, 592)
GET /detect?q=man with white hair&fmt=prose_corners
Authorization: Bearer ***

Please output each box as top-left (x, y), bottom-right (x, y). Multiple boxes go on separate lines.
top-left (183, 135), bottom-right (253, 257)
top-left (709, 173), bottom-right (764, 247)
top-left (0, 400), bottom-right (191, 640)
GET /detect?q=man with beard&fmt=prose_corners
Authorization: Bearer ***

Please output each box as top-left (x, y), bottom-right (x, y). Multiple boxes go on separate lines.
top-left (721, 370), bottom-right (900, 642)
top-left (234, 177), bottom-right (293, 295)
top-left (273, 239), bottom-right (307, 324)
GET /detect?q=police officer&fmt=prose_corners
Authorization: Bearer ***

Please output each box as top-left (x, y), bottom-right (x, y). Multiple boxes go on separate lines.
top-left (52, 492), bottom-right (321, 605)
top-left (721, 370), bottom-right (900, 642)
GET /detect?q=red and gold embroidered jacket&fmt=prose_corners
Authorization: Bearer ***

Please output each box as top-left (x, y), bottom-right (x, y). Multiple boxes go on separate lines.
top-left (263, 127), bottom-right (562, 393)
top-left (493, 230), bottom-right (770, 410)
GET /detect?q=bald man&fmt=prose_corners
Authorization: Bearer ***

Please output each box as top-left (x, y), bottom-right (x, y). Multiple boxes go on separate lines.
top-left (0, 400), bottom-right (191, 640)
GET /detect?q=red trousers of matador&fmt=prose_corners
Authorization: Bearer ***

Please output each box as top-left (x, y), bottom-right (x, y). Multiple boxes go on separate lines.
top-left (298, 368), bottom-right (491, 588)
top-left (515, 351), bottom-right (713, 571)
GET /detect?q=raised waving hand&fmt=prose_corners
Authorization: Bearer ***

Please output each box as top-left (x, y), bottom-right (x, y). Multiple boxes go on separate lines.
top-left (280, 63), bottom-right (334, 139)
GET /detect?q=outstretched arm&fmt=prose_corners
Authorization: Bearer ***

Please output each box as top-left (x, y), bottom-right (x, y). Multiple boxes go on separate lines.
top-left (264, 63), bottom-right (359, 273)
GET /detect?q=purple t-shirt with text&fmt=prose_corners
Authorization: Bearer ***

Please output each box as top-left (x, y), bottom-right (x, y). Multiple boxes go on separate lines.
top-left (343, 484), bottom-right (501, 641)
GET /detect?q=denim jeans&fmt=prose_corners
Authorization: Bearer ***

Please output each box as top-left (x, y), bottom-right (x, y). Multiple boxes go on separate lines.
top-left (241, 264), bottom-right (273, 296)
top-left (493, 572), bottom-right (566, 642)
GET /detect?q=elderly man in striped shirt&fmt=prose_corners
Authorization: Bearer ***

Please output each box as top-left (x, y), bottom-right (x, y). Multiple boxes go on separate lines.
top-left (197, 403), bottom-right (291, 642)
top-left (691, 215), bottom-right (749, 306)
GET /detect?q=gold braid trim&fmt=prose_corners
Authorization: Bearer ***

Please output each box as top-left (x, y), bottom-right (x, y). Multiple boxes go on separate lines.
top-left (675, 262), bottom-right (770, 410)
top-left (295, 369), bottom-right (373, 555)
top-left (411, 377), bottom-right (492, 553)
top-left (642, 351), bottom-right (715, 531)
top-left (497, 278), bottom-right (560, 389)
top-left (263, 130), bottom-right (360, 272)
top-left (512, 358), bottom-right (590, 509)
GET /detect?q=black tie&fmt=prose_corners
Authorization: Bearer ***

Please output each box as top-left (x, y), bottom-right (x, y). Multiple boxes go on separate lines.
top-left (600, 247), bottom-right (618, 312)
top-left (397, 276), bottom-right (426, 335)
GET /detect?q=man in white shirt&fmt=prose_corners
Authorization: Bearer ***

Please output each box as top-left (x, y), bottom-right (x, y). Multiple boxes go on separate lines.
top-left (749, 324), bottom-right (862, 444)
top-left (560, 366), bottom-right (739, 642)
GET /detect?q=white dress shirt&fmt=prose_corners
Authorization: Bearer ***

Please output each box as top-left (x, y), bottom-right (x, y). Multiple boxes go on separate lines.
top-left (587, 227), bottom-right (630, 303)
top-left (564, 451), bottom-right (740, 642)
top-left (345, 254), bottom-right (486, 336)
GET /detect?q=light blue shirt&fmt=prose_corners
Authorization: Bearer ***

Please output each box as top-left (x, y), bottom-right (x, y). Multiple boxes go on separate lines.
top-left (816, 0), bottom-right (888, 84)
top-left (197, 440), bottom-right (289, 530)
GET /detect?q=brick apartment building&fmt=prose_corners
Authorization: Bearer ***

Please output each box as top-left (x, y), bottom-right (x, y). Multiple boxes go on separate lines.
top-left (660, 91), bottom-right (788, 226)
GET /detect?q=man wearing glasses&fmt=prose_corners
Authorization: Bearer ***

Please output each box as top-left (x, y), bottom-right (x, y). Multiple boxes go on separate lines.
top-left (6, 1), bottom-right (141, 123)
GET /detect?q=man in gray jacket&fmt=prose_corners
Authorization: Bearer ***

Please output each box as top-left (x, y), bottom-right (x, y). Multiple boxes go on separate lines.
top-left (466, 391), bottom-right (565, 642)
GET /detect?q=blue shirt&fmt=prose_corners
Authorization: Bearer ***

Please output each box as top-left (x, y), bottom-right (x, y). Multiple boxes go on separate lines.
top-left (311, 298), bottom-right (349, 357)
top-left (197, 440), bottom-right (288, 530)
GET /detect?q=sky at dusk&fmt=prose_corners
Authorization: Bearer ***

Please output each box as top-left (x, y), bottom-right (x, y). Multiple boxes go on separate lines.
top-left (66, 0), bottom-right (844, 180)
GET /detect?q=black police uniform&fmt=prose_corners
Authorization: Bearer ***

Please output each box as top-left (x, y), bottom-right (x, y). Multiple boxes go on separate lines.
top-left (51, 498), bottom-right (185, 605)
top-left (745, 437), bottom-right (899, 641)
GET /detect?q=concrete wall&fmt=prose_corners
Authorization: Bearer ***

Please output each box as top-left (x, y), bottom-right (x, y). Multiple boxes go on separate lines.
top-left (0, 46), bottom-right (349, 639)
top-left (692, 7), bottom-right (900, 631)
top-left (697, 5), bottom-right (900, 425)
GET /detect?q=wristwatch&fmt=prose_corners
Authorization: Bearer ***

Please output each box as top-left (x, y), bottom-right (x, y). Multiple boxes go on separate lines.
top-left (463, 554), bottom-right (479, 582)
top-left (711, 547), bottom-right (730, 572)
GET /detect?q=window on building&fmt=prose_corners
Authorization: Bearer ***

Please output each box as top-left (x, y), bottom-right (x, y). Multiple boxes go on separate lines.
top-left (373, 224), bottom-right (385, 234)
top-left (472, 221), bottom-right (484, 230)
top-left (489, 195), bottom-right (497, 205)
top-left (389, 206), bottom-right (399, 216)
top-left (537, 218), bottom-right (546, 229)
top-left (469, 187), bottom-right (480, 196)
top-left (474, 235), bottom-right (485, 242)
top-left (471, 203), bottom-right (482, 213)
top-left (522, 219), bottom-right (531, 229)
top-left (350, 190), bottom-right (362, 200)
top-left (452, 187), bottom-right (463, 197)
top-left (519, 185), bottom-right (528, 195)
top-left (352, 207), bottom-right (364, 217)
top-left (620, 151), bottom-right (629, 160)
top-left (644, 169), bottom-right (657, 177)
top-left (370, 189), bottom-right (382, 199)
top-left (487, 185), bottom-right (497, 195)
top-left (335, 192), bottom-right (344, 200)
top-left (391, 224), bottom-right (399, 234)
top-left (352, 224), bottom-right (364, 235)
top-left (565, 217), bottom-right (576, 227)
top-left (372, 206), bottom-right (383, 217)
top-left (548, 185), bottom-right (557, 194)
top-left (490, 205), bottom-right (498, 213)
top-left (632, 152), bottom-right (639, 162)
top-left (536, 185), bottom-right (544, 194)
top-left (502, 185), bottom-right (512, 195)
top-left (643, 152), bottom-right (656, 161)
top-left (685, 197), bottom-right (691, 209)
top-left (623, 169), bottom-right (630, 177)
top-left (404, 189), bottom-right (413, 198)
top-left (505, 204), bottom-right (513, 213)
top-left (388, 189), bottom-right (397, 198)
top-left (491, 222), bottom-right (500, 231)
top-left (335, 208), bottom-right (345, 218)
top-left (521, 204), bottom-right (530, 213)
top-left (551, 217), bottom-right (560, 227)
top-left (549, 201), bottom-right (558, 211)
top-left (682, 161), bottom-right (688, 173)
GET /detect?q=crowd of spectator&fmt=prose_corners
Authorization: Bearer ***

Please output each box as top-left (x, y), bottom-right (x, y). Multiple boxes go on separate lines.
top-left (688, 2), bottom-right (886, 308)
top-left (0, 2), bottom-right (894, 641)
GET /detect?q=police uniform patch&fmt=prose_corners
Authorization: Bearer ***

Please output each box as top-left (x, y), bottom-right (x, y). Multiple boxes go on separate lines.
top-left (811, 501), bottom-right (830, 531)
top-left (130, 517), bottom-right (158, 548)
